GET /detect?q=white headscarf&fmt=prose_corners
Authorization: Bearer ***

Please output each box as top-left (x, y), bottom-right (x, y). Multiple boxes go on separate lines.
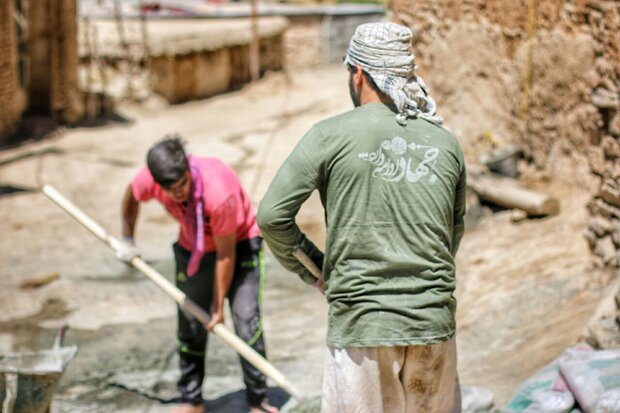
top-left (344, 22), bottom-right (442, 126)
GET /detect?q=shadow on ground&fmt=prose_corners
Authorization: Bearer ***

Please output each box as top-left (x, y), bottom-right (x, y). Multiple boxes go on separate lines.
top-left (110, 385), bottom-right (291, 412)
top-left (204, 387), bottom-right (290, 412)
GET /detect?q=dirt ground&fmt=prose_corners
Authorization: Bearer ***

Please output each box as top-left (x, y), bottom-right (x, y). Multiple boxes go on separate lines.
top-left (0, 65), bottom-right (613, 412)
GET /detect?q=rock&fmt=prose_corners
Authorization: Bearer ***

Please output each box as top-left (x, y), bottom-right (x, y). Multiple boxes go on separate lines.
top-left (594, 235), bottom-right (618, 265)
top-left (589, 215), bottom-right (613, 237)
top-left (590, 199), bottom-right (620, 220)
top-left (591, 88), bottom-right (620, 109)
top-left (586, 0), bottom-right (616, 13)
top-left (610, 112), bottom-right (620, 137)
top-left (602, 135), bottom-right (620, 158)
top-left (588, 146), bottom-right (608, 175)
top-left (612, 223), bottom-right (620, 247)
top-left (478, 144), bottom-right (523, 178)
top-left (511, 209), bottom-right (528, 223)
top-left (600, 179), bottom-right (620, 208)
top-left (583, 279), bottom-right (620, 349)
top-left (611, 160), bottom-right (620, 180)
top-left (585, 228), bottom-right (598, 250)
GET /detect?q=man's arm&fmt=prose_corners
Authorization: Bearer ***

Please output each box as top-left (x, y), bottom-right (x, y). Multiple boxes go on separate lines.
top-left (117, 184), bottom-right (141, 263)
top-left (206, 231), bottom-right (236, 330)
top-left (122, 184), bottom-right (140, 239)
top-left (257, 126), bottom-right (325, 285)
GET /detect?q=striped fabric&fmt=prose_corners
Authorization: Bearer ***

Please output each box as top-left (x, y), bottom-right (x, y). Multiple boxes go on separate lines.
top-left (344, 22), bottom-right (443, 126)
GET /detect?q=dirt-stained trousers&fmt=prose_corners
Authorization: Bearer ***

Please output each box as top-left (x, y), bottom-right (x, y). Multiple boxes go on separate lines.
top-left (173, 237), bottom-right (269, 407)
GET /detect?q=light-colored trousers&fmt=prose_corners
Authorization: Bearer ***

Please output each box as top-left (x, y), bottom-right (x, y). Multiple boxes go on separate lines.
top-left (321, 337), bottom-right (461, 413)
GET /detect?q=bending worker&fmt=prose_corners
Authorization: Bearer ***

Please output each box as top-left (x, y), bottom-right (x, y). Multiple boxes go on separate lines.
top-left (257, 22), bottom-right (466, 413)
top-left (119, 136), bottom-right (278, 413)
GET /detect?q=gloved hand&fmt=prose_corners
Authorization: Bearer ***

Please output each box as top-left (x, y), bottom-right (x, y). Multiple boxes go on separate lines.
top-left (115, 238), bottom-right (139, 264)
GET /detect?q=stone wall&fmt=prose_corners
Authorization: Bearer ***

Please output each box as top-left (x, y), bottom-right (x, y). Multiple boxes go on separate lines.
top-left (586, 85), bottom-right (620, 267)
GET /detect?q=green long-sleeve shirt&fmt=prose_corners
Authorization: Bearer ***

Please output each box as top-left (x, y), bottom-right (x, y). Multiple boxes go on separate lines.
top-left (258, 103), bottom-right (466, 347)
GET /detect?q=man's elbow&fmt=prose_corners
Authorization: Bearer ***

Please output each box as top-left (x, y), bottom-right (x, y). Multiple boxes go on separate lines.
top-left (257, 202), bottom-right (277, 233)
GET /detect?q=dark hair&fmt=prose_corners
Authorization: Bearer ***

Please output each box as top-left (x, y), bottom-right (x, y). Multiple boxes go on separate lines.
top-left (347, 64), bottom-right (381, 94)
top-left (146, 135), bottom-right (188, 188)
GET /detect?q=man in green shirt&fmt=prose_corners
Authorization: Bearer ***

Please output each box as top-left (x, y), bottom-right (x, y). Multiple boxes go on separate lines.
top-left (257, 22), bottom-right (466, 412)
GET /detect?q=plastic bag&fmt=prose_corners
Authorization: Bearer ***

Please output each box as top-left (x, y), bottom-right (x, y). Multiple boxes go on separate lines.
top-left (462, 385), bottom-right (494, 413)
top-left (560, 348), bottom-right (620, 413)
top-left (504, 345), bottom-right (593, 413)
top-left (523, 389), bottom-right (574, 413)
top-left (594, 389), bottom-right (620, 413)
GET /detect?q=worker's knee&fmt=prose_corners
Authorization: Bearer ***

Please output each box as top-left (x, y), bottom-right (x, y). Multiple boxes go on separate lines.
top-left (232, 311), bottom-right (261, 341)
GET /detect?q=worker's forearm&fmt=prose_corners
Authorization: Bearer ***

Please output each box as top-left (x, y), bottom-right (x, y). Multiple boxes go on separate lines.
top-left (121, 185), bottom-right (140, 239)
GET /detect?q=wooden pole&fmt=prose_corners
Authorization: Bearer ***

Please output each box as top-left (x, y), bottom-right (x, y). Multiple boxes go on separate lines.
top-left (468, 174), bottom-right (559, 217)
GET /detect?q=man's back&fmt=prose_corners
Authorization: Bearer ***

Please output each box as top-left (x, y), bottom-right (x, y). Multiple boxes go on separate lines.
top-left (261, 102), bottom-right (466, 347)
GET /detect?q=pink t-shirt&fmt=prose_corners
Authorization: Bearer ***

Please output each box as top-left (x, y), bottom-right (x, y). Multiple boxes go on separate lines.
top-left (131, 156), bottom-right (260, 253)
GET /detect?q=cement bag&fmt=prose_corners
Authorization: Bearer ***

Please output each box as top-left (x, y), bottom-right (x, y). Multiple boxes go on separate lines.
top-left (523, 389), bottom-right (574, 413)
top-left (461, 385), bottom-right (494, 413)
top-left (594, 389), bottom-right (620, 413)
top-left (504, 346), bottom-right (593, 413)
top-left (504, 358), bottom-right (575, 413)
top-left (560, 349), bottom-right (620, 413)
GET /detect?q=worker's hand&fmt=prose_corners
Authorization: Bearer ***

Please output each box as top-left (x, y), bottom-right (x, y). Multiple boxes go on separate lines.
top-left (115, 237), bottom-right (139, 264)
top-left (312, 278), bottom-right (325, 295)
top-left (206, 302), bottom-right (224, 330)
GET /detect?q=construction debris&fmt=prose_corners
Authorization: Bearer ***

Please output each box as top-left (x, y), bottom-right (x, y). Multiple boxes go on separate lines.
top-left (18, 272), bottom-right (59, 290)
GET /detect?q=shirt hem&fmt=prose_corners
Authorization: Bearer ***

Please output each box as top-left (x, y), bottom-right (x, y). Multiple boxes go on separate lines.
top-left (326, 330), bottom-right (455, 348)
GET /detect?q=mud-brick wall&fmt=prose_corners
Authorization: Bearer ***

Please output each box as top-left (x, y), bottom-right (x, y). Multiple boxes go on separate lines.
top-left (150, 34), bottom-right (285, 104)
top-left (0, 0), bottom-right (26, 143)
top-left (27, 0), bottom-right (83, 122)
top-left (1, 0), bottom-right (83, 143)
top-left (389, 0), bottom-right (619, 267)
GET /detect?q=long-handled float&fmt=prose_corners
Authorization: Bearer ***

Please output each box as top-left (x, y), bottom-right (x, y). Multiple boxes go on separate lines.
top-left (42, 184), bottom-right (302, 402)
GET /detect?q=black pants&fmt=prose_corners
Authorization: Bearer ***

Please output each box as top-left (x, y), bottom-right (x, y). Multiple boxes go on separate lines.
top-left (174, 237), bottom-right (269, 407)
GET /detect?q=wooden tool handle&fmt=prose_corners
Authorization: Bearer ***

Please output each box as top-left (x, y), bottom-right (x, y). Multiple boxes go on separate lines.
top-left (292, 247), bottom-right (322, 280)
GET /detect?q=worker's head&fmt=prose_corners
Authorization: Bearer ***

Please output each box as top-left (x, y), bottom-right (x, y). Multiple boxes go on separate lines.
top-left (147, 135), bottom-right (191, 202)
top-left (343, 21), bottom-right (442, 126)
